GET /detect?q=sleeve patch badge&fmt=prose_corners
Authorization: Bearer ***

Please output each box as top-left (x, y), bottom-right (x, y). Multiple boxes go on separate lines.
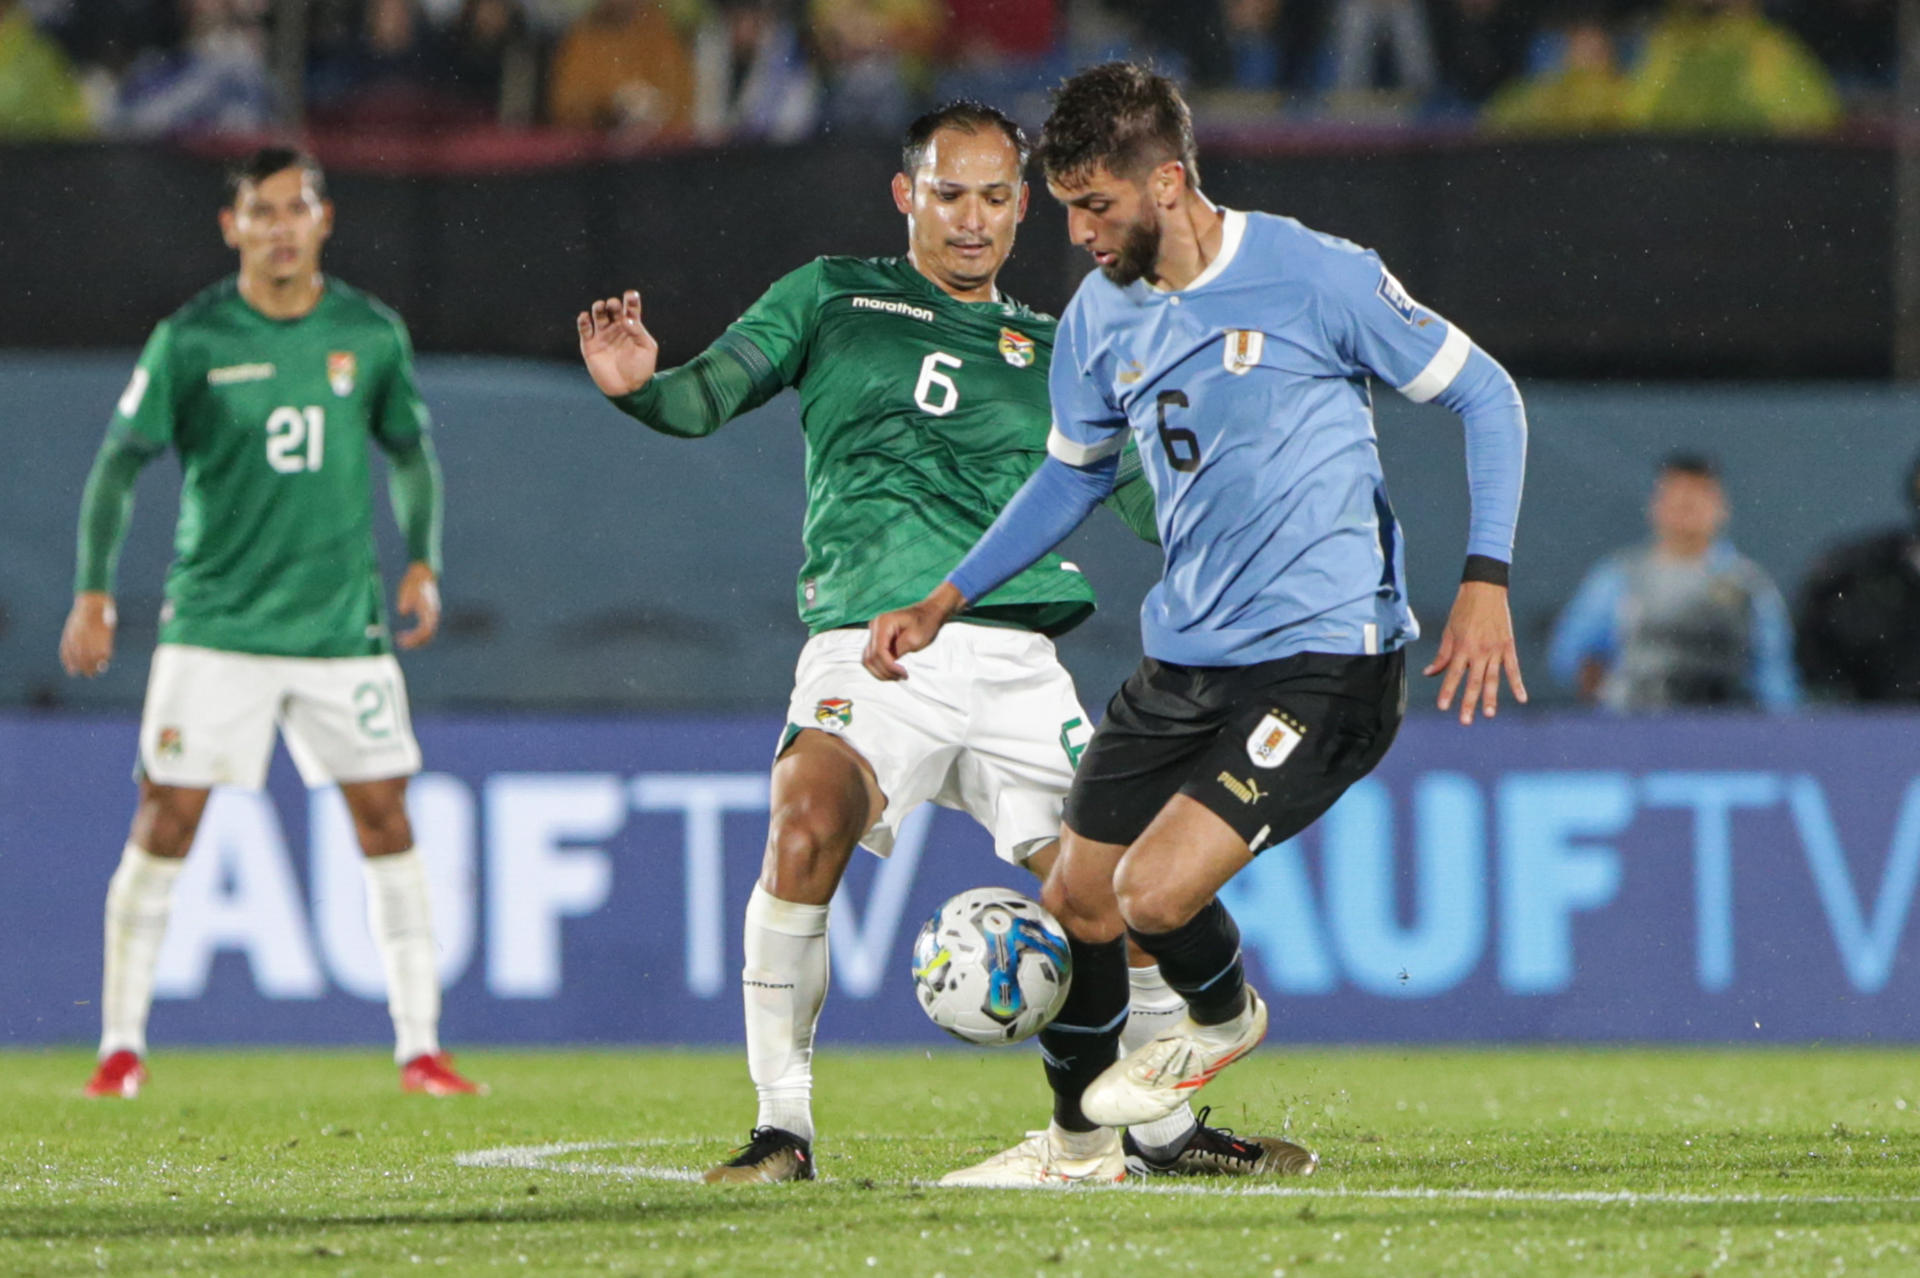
top-left (1375, 268), bottom-right (1419, 324)
top-left (1222, 329), bottom-right (1265, 375)
top-left (814, 698), bottom-right (853, 729)
top-left (328, 351), bottom-right (357, 397)
top-left (117, 367), bottom-right (150, 419)
top-left (998, 328), bottom-right (1036, 367)
top-left (1247, 711), bottom-right (1306, 770)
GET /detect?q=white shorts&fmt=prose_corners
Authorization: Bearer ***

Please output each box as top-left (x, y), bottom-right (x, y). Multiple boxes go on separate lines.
top-left (783, 624), bottom-right (1094, 865)
top-left (138, 643), bottom-right (422, 791)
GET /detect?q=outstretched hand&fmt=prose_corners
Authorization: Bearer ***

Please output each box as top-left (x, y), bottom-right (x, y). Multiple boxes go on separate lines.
top-left (1424, 580), bottom-right (1528, 725)
top-left (577, 289), bottom-right (659, 397)
top-left (863, 583), bottom-right (967, 681)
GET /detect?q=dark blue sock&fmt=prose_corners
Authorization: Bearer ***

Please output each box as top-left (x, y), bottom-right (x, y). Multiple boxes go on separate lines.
top-left (1128, 898), bottom-right (1246, 1025)
top-left (1037, 934), bottom-right (1129, 1132)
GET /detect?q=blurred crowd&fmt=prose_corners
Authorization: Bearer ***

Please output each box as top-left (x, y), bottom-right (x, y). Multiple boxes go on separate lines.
top-left (0, 0), bottom-right (1898, 142)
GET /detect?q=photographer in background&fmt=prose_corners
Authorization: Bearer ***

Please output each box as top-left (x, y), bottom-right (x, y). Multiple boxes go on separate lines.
top-left (1795, 452), bottom-right (1920, 704)
top-left (1550, 453), bottom-right (1799, 713)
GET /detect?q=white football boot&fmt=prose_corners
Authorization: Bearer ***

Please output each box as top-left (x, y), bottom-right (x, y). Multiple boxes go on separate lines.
top-left (939, 1124), bottom-right (1126, 1188)
top-left (1082, 988), bottom-right (1269, 1127)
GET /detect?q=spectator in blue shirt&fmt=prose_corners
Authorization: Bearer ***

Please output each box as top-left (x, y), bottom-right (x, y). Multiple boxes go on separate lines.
top-left (1550, 452), bottom-right (1799, 712)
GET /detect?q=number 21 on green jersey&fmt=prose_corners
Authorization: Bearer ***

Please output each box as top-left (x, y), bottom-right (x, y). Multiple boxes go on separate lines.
top-left (265, 405), bottom-right (325, 473)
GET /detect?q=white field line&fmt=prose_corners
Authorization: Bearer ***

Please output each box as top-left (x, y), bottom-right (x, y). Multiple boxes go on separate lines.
top-left (455, 1142), bottom-right (1920, 1206)
top-left (456, 1140), bottom-right (705, 1183)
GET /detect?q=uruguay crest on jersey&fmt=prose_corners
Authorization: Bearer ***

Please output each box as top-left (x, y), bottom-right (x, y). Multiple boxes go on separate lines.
top-left (998, 328), bottom-right (1035, 368)
top-left (1222, 329), bottom-right (1264, 375)
top-left (327, 351), bottom-right (356, 396)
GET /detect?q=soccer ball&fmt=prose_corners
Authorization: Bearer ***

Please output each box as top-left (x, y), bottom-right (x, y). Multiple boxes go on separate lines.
top-left (911, 887), bottom-right (1072, 1045)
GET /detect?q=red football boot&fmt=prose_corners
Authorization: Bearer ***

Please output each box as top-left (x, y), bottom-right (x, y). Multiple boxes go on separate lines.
top-left (400, 1052), bottom-right (485, 1096)
top-left (84, 1050), bottom-right (146, 1098)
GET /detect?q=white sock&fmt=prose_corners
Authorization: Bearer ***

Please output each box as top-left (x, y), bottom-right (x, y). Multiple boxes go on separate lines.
top-left (100, 843), bottom-right (185, 1058)
top-left (1049, 1121), bottom-right (1116, 1158)
top-left (742, 884), bottom-right (830, 1143)
top-left (1193, 992), bottom-right (1258, 1048)
top-left (1120, 962), bottom-right (1188, 1051)
top-left (362, 849), bottom-right (441, 1064)
top-left (1121, 963), bottom-right (1201, 1154)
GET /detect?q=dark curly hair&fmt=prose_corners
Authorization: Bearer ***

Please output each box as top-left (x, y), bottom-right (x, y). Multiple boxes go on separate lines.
top-left (1036, 62), bottom-right (1200, 190)
top-left (901, 100), bottom-right (1030, 179)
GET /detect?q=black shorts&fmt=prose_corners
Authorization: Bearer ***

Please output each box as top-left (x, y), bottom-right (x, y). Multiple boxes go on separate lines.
top-left (1063, 650), bottom-right (1406, 853)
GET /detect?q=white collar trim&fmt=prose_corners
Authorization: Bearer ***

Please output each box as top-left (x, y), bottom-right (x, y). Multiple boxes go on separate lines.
top-left (1149, 207), bottom-right (1246, 295)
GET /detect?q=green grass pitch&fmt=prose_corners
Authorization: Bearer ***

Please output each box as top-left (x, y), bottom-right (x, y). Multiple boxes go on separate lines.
top-left (3, 1046), bottom-right (1917, 1276)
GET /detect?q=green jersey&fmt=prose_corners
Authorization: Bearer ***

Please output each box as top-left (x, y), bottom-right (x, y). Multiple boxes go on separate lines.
top-left (710, 255), bottom-right (1148, 636)
top-left (106, 276), bottom-right (431, 658)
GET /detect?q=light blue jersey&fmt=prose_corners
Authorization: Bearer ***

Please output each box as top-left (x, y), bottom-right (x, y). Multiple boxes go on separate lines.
top-left (950, 207), bottom-right (1527, 669)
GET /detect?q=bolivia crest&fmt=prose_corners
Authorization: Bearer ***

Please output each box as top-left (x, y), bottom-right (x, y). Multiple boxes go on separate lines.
top-left (1222, 329), bottom-right (1264, 375)
top-left (1246, 711), bottom-right (1303, 770)
top-left (157, 726), bottom-right (184, 759)
top-left (814, 698), bottom-right (853, 729)
top-left (998, 328), bottom-right (1036, 368)
top-left (327, 351), bottom-right (357, 396)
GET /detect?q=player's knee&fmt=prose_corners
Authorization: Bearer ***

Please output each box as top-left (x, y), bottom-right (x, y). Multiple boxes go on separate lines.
top-left (136, 814), bottom-right (196, 859)
top-left (1113, 862), bottom-right (1194, 936)
top-left (762, 800), bottom-right (857, 899)
top-left (1038, 873), bottom-right (1076, 927)
top-left (1040, 867), bottom-right (1123, 942)
top-left (133, 790), bottom-right (203, 857)
top-left (354, 807), bottom-right (413, 857)
top-left (344, 785), bottom-right (414, 856)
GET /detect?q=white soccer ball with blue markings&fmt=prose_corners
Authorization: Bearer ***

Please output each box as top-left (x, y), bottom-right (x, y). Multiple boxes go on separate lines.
top-left (911, 887), bottom-right (1072, 1045)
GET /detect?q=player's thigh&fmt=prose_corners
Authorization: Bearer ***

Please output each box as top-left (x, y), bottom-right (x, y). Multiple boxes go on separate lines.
top-left (280, 654), bottom-right (423, 789)
top-left (782, 628), bottom-right (965, 858)
top-left (1177, 649), bottom-right (1406, 858)
top-left (1112, 796), bottom-right (1259, 933)
top-left (138, 644), bottom-right (283, 791)
top-left (1060, 657), bottom-right (1224, 851)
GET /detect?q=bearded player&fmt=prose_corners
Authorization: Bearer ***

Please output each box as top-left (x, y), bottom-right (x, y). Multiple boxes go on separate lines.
top-left (578, 101), bottom-right (1313, 1183)
top-left (62, 148), bottom-right (479, 1099)
top-left (869, 64), bottom-right (1529, 1185)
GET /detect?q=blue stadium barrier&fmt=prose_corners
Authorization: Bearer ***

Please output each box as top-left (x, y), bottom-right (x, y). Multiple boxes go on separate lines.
top-left (6, 712), bottom-right (1917, 1047)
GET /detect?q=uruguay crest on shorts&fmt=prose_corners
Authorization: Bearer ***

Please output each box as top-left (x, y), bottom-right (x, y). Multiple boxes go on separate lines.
top-left (328, 351), bottom-right (357, 396)
top-left (998, 328), bottom-right (1035, 368)
top-left (814, 698), bottom-right (852, 729)
top-left (1246, 711), bottom-right (1303, 770)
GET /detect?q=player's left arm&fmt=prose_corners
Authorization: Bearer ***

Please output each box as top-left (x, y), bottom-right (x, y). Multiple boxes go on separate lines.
top-left (1325, 252), bottom-right (1528, 724)
top-left (373, 314), bottom-right (444, 650)
top-left (1423, 345), bottom-right (1529, 723)
top-left (1747, 569), bottom-right (1801, 713)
